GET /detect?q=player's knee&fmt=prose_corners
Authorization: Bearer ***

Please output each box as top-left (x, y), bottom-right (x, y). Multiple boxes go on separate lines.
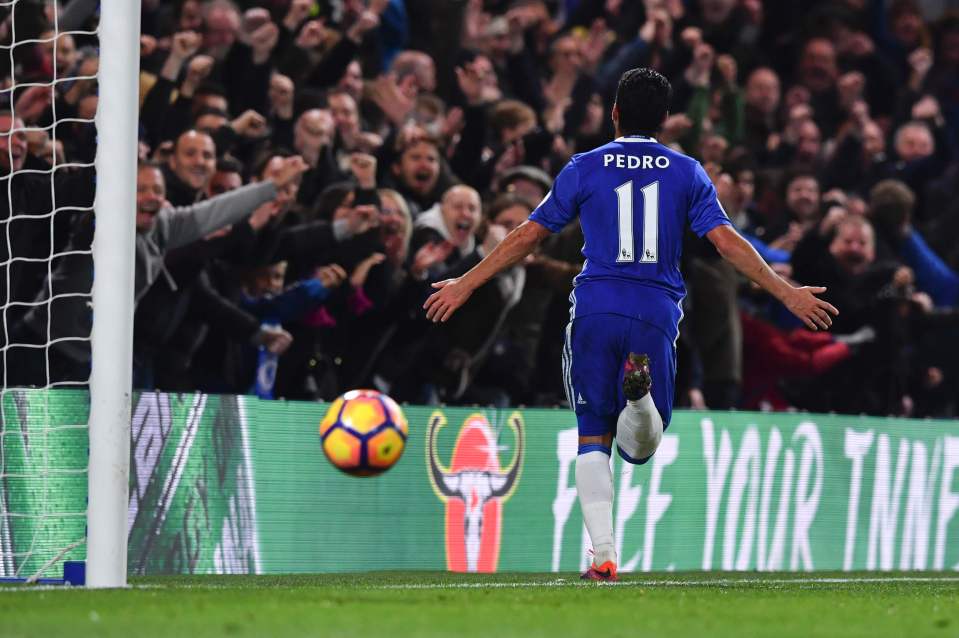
top-left (616, 443), bottom-right (655, 465)
top-left (578, 442), bottom-right (612, 456)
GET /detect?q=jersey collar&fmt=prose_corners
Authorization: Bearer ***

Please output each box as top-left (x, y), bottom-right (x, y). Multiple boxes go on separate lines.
top-left (615, 135), bottom-right (659, 143)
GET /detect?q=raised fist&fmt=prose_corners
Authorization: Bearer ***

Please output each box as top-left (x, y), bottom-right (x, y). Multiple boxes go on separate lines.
top-left (169, 31), bottom-right (202, 60)
top-left (349, 153), bottom-right (377, 189)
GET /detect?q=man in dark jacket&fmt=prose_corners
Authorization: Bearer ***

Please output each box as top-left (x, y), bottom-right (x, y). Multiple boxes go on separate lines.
top-left (5, 155), bottom-right (308, 388)
top-left (0, 110), bottom-right (96, 378)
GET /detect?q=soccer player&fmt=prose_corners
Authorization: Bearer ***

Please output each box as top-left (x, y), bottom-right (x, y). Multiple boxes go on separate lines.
top-left (423, 68), bottom-right (838, 581)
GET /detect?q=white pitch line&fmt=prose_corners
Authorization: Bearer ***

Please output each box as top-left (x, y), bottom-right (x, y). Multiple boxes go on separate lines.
top-left (0, 583), bottom-right (166, 593)
top-left (374, 576), bottom-right (959, 590)
top-left (1, 576), bottom-right (958, 593)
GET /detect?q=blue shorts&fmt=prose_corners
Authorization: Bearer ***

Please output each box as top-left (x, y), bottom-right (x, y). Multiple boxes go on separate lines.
top-left (562, 313), bottom-right (676, 439)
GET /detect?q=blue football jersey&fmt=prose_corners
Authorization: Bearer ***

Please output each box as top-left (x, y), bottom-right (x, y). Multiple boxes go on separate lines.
top-left (529, 135), bottom-right (731, 341)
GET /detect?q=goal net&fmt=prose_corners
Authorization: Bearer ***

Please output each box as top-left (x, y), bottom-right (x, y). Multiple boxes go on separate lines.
top-left (0, 0), bottom-right (138, 586)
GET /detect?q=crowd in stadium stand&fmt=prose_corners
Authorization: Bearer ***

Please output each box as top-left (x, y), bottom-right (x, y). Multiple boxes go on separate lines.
top-left (2, 0), bottom-right (959, 418)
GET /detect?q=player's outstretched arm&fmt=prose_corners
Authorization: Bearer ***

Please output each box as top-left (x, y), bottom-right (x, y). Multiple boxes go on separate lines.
top-left (424, 219), bottom-right (552, 322)
top-left (706, 224), bottom-right (839, 331)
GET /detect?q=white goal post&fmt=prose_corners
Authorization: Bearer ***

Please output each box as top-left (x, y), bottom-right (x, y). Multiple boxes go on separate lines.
top-left (86, 0), bottom-right (140, 588)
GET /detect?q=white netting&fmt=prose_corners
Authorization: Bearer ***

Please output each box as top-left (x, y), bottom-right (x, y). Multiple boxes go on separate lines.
top-left (0, 0), bottom-right (100, 582)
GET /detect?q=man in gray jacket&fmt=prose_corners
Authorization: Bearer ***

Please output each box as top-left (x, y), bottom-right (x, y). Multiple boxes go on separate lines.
top-left (7, 155), bottom-right (308, 387)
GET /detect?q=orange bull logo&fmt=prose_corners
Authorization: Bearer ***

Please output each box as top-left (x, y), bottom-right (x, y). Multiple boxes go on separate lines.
top-left (426, 412), bottom-right (524, 573)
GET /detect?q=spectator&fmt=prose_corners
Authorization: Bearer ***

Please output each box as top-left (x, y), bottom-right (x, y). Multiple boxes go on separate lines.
top-left (753, 170), bottom-right (822, 252)
top-left (823, 102), bottom-right (889, 192)
top-left (792, 216), bottom-right (917, 413)
top-left (6, 155), bottom-right (306, 387)
top-left (164, 129), bottom-right (217, 205)
top-left (241, 261), bottom-right (347, 399)
top-left (868, 179), bottom-right (959, 307)
top-left (5, 0), bottom-right (959, 416)
top-left (743, 67), bottom-right (782, 151)
top-left (388, 133), bottom-right (452, 215)
top-left (795, 37), bottom-right (844, 137)
top-left (293, 108), bottom-right (342, 206)
top-left (411, 184), bottom-right (482, 280)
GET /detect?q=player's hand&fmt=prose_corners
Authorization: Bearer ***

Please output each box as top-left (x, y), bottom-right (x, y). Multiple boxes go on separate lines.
top-left (424, 277), bottom-right (475, 323)
top-left (783, 286), bottom-right (839, 331)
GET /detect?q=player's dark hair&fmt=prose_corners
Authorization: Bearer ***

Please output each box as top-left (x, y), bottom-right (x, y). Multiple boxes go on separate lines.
top-left (614, 68), bottom-right (672, 137)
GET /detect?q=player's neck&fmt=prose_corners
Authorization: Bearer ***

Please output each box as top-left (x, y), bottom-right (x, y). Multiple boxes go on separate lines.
top-left (615, 132), bottom-right (659, 143)
top-left (615, 126), bottom-right (657, 142)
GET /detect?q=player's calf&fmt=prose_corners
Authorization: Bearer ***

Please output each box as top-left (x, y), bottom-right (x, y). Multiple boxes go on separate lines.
top-left (575, 443), bottom-right (617, 575)
top-left (616, 352), bottom-right (663, 464)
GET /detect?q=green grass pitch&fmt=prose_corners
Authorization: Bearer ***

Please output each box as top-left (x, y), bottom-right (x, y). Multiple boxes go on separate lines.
top-left (1, 572), bottom-right (958, 637)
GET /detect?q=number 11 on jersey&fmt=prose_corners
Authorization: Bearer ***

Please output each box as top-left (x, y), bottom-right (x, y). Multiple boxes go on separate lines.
top-left (615, 180), bottom-right (658, 263)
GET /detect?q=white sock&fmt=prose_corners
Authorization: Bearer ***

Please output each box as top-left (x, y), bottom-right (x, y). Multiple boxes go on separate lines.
top-left (616, 392), bottom-right (663, 461)
top-left (576, 450), bottom-right (616, 566)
